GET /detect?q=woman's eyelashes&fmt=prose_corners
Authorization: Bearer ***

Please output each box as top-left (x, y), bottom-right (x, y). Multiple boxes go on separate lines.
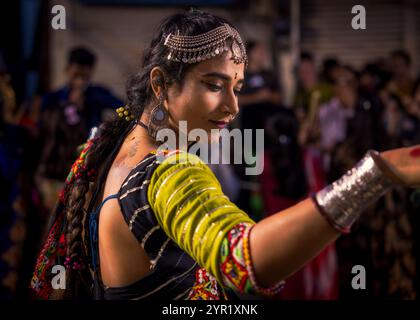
top-left (203, 81), bottom-right (242, 95)
top-left (204, 82), bottom-right (223, 92)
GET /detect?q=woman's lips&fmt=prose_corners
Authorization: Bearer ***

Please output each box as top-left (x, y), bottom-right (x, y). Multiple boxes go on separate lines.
top-left (209, 120), bottom-right (228, 129)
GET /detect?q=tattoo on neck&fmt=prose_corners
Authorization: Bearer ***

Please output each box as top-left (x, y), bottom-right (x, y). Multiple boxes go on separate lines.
top-left (128, 139), bottom-right (141, 158)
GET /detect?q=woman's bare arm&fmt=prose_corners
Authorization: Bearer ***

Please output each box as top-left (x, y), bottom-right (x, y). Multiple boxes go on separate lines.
top-left (250, 198), bottom-right (339, 287)
top-left (250, 144), bottom-right (420, 287)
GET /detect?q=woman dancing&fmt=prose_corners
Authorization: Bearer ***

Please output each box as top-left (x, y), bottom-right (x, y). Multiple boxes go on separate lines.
top-left (31, 10), bottom-right (420, 300)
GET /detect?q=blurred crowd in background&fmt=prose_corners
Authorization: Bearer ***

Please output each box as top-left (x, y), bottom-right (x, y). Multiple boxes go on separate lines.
top-left (1, 0), bottom-right (419, 300)
top-left (234, 43), bottom-right (419, 300)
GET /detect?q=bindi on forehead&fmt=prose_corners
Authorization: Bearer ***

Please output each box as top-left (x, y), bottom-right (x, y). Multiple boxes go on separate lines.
top-left (194, 55), bottom-right (244, 82)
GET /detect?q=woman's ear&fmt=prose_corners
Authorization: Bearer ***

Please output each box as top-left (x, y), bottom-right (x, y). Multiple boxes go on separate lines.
top-left (150, 67), bottom-right (166, 99)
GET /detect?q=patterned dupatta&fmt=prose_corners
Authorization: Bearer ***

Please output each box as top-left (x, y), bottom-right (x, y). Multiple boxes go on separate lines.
top-left (30, 134), bottom-right (98, 299)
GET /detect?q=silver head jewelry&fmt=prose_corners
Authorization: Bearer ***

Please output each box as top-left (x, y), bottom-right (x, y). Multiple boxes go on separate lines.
top-left (163, 23), bottom-right (247, 66)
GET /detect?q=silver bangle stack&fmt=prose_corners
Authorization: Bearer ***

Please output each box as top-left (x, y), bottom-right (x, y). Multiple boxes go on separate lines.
top-left (311, 150), bottom-right (394, 233)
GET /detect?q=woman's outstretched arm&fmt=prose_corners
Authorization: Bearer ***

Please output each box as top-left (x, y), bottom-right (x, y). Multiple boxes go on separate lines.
top-left (147, 145), bottom-right (420, 295)
top-left (250, 144), bottom-right (420, 287)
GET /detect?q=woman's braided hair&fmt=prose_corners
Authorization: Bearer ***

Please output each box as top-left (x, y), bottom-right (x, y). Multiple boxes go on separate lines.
top-left (60, 10), bottom-right (233, 295)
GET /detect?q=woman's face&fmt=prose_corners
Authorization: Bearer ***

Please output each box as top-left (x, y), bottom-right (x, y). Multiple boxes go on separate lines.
top-left (165, 51), bottom-right (245, 143)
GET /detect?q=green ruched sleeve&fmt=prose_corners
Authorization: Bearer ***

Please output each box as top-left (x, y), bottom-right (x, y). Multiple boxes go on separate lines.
top-left (147, 151), bottom-right (256, 285)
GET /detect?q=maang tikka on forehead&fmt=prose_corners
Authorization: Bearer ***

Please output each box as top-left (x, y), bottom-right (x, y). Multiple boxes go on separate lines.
top-left (163, 23), bottom-right (248, 66)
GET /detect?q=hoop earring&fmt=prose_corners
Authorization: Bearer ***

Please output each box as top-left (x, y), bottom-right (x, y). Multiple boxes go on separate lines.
top-left (148, 95), bottom-right (169, 139)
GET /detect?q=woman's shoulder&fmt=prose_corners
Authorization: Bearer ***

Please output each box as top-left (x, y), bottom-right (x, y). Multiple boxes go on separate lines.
top-left (117, 151), bottom-right (159, 197)
top-left (116, 148), bottom-right (211, 231)
top-left (149, 149), bottom-right (213, 183)
top-left (118, 148), bottom-right (207, 196)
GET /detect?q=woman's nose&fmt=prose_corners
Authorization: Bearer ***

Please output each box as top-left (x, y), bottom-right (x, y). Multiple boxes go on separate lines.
top-left (223, 89), bottom-right (239, 117)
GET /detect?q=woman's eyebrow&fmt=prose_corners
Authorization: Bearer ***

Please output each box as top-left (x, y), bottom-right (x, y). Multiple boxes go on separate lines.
top-left (202, 72), bottom-right (244, 83)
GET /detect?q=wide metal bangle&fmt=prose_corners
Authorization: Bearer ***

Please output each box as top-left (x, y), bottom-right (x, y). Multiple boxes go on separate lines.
top-left (312, 150), bottom-right (394, 233)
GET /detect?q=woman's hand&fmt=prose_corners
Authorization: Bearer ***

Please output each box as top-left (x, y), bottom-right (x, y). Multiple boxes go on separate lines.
top-left (378, 145), bottom-right (420, 188)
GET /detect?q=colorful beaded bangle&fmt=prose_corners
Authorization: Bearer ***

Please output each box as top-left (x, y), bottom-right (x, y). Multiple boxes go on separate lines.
top-left (243, 225), bottom-right (285, 296)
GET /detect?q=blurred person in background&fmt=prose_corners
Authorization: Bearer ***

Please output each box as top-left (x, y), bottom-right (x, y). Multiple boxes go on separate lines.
top-left (320, 65), bottom-right (417, 299)
top-left (0, 52), bottom-right (28, 299)
top-left (334, 91), bottom-right (417, 298)
top-left (320, 58), bottom-right (341, 86)
top-left (317, 66), bottom-right (358, 173)
top-left (236, 41), bottom-right (283, 220)
top-left (405, 79), bottom-right (420, 122)
top-left (294, 52), bottom-right (333, 125)
top-left (317, 65), bottom-right (384, 177)
top-left (238, 40), bottom-right (282, 134)
top-left (266, 52), bottom-right (340, 300)
top-left (36, 47), bottom-right (123, 214)
top-left (261, 107), bottom-right (339, 300)
top-left (359, 63), bottom-right (386, 112)
top-left (386, 50), bottom-right (415, 110)
top-left (35, 101), bottom-right (87, 213)
top-left (42, 46), bottom-right (122, 129)
top-left (382, 93), bottom-right (420, 149)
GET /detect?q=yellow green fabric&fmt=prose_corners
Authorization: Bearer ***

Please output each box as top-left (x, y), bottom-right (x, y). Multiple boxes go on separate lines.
top-left (147, 151), bottom-right (256, 286)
